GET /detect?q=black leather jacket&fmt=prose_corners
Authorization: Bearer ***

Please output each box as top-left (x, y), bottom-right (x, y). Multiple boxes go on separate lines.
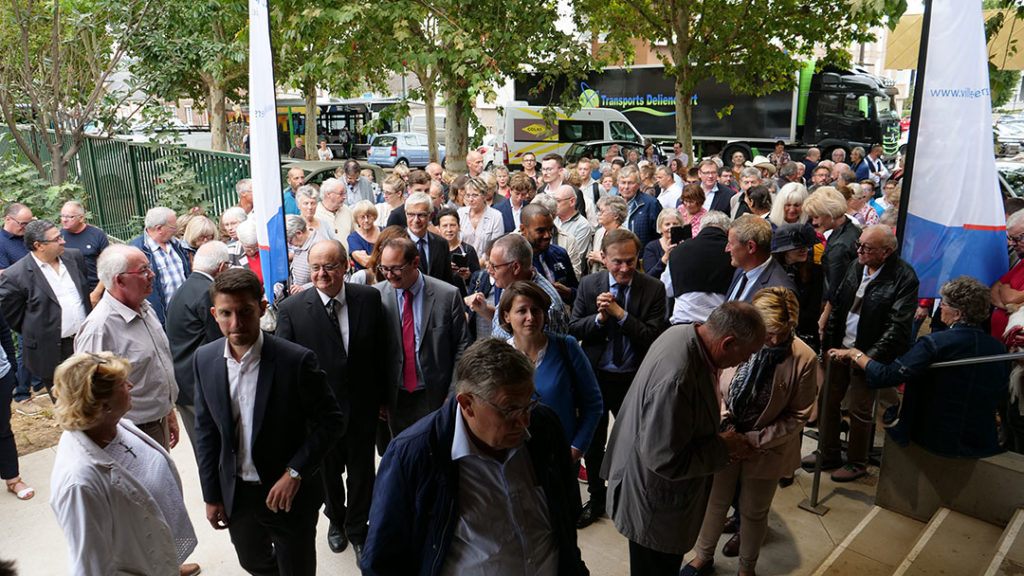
top-left (825, 253), bottom-right (919, 363)
top-left (822, 218), bottom-right (861, 301)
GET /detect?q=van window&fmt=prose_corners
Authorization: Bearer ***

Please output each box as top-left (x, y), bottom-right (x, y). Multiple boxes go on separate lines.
top-left (610, 121), bottom-right (640, 143)
top-left (559, 120), bottom-right (603, 142)
top-left (375, 136), bottom-right (397, 147)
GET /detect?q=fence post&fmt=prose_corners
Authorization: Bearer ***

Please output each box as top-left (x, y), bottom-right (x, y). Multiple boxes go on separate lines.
top-left (84, 138), bottom-right (107, 230)
top-left (127, 143), bottom-right (145, 229)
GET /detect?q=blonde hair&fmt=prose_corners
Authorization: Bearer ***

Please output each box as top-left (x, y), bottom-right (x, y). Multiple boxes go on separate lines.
top-left (352, 199), bottom-right (378, 220)
top-left (184, 215), bottom-right (217, 247)
top-left (751, 286), bottom-right (800, 334)
top-left (802, 187), bottom-right (847, 219)
top-left (53, 352), bottom-right (131, 431)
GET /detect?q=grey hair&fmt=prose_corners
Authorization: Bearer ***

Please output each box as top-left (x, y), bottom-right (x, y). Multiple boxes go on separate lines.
top-left (531, 193), bottom-right (557, 213)
top-left (864, 223), bottom-right (897, 250)
top-left (1008, 208), bottom-right (1024, 231)
top-left (939, 275), bottom-right (993, 325)
top-left (405, 191), bottom-right (432, 209)
top-left (96, 245), bottom-right (140, 287)
top-left (704, 301), bottom-right (767, 349)
top-left (454, 338), bottom-right (535, 398)
top-left (193, 240), bottom-right (230, 273)
top-left (492, 233), bottom-right (533, 267)
top-left (656, 165), bottom-right (674, 178)
top-left (235, 178), bottom-right (252, 196)
top-left (285, 214), bottom-right (307, 241)
top-left (597, 195), bottom-right (628, 224)
top-left (320, 177), bottom-right (344, 195)
top-left (701, 210), bottom-right (731, 231)
top-left (739, 167), bottom-right (761, 181)
top-left (295, 185), bottom-right (319, 202)
top-left (144, 206), bottom-right (176, 230)
top-left (62, 200), bottom-right (85, 215)
top-left (779, 161), bottom-right (800, 178)
top-left (851, 146), bottom-right (866, 159)
top-left (655, 207), bottom-right (682, 231)
top-left (236, 219), bottom-right (258, 246)
top-left (220, 206), bottom-right (248, 225)
top-left (24, 219), bottom-right (56, 251)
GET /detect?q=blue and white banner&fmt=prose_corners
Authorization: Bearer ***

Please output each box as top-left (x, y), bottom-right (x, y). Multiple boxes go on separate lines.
top-left (248, 0), bottom-right (289, 303)
top-left (901, 0), bottom-right (1007, 297)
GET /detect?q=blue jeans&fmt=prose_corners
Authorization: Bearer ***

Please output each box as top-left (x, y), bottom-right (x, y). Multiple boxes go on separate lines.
top-left (12, 337), bottom-right (38, 403)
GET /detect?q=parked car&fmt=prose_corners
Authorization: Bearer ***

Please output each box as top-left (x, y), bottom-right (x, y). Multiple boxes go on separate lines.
top-left (279, 159), bottom-right (386, 189)
top-left (477, 134), bottom-right (496, 170)
top-left (368, 132), bottom-right (446, 168)
top-left (563, 139), bottom-right (646, 165)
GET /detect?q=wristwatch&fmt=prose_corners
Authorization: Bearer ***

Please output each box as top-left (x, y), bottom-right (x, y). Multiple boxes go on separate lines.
top-left (853, 352), bottom-right (864, 362)
top-left (286, 467), bottom-right (301, 481)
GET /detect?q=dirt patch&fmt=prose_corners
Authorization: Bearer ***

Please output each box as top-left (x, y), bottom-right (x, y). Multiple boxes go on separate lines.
top-left (9, 402), bottom-right (62, 456)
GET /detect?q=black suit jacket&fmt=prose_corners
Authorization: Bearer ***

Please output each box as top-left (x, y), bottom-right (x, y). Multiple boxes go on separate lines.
top-left (414, 230), bottom-right (455, 285)
top-left (165, 271), bottom-right (221, 407)
top-left (0, 249), bottom-right (91, 380)
top-left (707, 184), bottom-right (735, 214)
top-left (275, 283), bottom-right (387, 423)
top-left (725, 257), bottom-right (798, 303)
top-left (193, 333), bottom-right (345, 517)
top-left (569, 270), bottom-right (667, 370)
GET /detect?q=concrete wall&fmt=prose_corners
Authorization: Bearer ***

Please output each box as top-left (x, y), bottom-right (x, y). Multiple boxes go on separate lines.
top-left (876, 437), bottom-right (1024, 526)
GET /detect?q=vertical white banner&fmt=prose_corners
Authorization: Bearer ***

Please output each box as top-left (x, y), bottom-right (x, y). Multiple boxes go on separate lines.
top-left (901, 0), bottom-right (1007, 297)
top-left (249, 0), bottom-right (289, 302)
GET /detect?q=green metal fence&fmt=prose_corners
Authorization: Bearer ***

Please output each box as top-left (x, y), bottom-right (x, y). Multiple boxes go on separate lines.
top-left (0, 128), bottom-right (250, 239)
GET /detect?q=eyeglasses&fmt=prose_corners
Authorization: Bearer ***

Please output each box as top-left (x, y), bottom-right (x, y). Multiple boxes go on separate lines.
top-left (406, 212), bottom-right (430, 220)
top-left (1009, 232), bottom-right (1024, 244)
top-left (379, 263), bottom-right (413, 275)
top-left (474, 393), bottom-right (542, 419)
top-left (486, 260), bottom-right (513, 272)
top-left (699, 171), bottom-right (717, 177)
top-left (7, 217), bottom-right (30, 228)
top-left (309, 264), bottom-right (342, 273)
top-left (38, 236), bottom-right (64, 244)
top-left (120, 266), bottom-right (152, 276)
top-left (59, 214), bottom-right (82, 220)
top-left (464, 193), bottom-right (482, 200)
top-left (855, 241), bottom-right (882, 253)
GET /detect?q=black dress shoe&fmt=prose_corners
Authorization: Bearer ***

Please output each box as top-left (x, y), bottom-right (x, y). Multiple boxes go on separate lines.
top-left (576, 500), bottom-right (605, 529)
top-left (352, 543), bottom-right (364, 568)
top-left (328, 523), bottom-right (348, 553)
top-left (722, 533), bottom-right (740, 557)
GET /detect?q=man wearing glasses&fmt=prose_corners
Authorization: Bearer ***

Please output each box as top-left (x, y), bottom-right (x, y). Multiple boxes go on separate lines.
top-left (819, 224), bottom-right (919, 482)
top-left (375, 236), bottom-right (468, 438)
top-left (128, 206), bottom-right (191, 325)
top-left (696, 159), bottom-right (735, 214)
top-left (0, 203), bottom-right (32, 273)
top-left (363, 338), bottom-right (588, 576)
top-left (59, 200), bottom-right (109, 294)
top-left (992, 209), bottom-right (1024, 338)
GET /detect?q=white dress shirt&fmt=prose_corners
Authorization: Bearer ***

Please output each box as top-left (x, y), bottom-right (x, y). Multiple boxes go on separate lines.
top-left (31, 253), bottom-right (87, 338)
top-left (225, 331), bottom-right (263, 482)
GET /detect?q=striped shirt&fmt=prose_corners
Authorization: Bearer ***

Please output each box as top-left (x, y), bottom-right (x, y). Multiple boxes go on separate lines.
top-left (144, 234), bottom-right (187, 305)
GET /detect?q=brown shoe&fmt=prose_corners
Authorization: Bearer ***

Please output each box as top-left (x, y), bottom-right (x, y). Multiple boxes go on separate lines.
top-left (179, 563), bottom-right (201, 576)
top-left (831, 464), bottom-right (867, 483)
top-left (800, 453), bottom-right (842, 472)
top-left (722, 533), bottom-right (740, 557)
top-left (723, 515), bottom-right (739, 534)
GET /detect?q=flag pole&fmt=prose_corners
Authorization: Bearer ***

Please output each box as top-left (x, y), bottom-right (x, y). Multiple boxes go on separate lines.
top-left (895, 0), bottom-right (933, 255)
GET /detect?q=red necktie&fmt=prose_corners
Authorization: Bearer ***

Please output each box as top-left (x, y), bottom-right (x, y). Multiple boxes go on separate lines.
top-left (402, 290), bottom-right (417, 393)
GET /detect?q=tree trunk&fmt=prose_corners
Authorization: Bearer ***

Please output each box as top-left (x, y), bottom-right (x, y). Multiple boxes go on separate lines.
top-left (209, 82), bottom-right (227, 152)
top-left (444, 90), bottom-right (471, 174)
top-left (674, 74), bottom-right (694, 167)
top-left (423, 82), bottom-right (439, 163)
top-left (304, 82), bottom-right (318, 159)
top-left (50, 147), bottom-right (69, 185)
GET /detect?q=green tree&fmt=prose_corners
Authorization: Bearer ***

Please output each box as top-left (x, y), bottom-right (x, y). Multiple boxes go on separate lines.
top-left (128, 0), bottom-right (248, 152)
top-left (576, 0), bottom-right (907, 162)
top-left (985, 0), bottom-right (1024, 109)
top-left (0, 0), bottom-right (158, 184)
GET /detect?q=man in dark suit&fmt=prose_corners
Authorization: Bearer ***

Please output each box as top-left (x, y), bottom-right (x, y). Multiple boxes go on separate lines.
top-left (521, 204), bottom-right (579, 305)
top-left (276, 240), bottom-right (386, 564)
top-left (374, 236), bottom-right (469, 437)
top-left (194, 268), bottom-right (344, 576)
top-left (617, 166), bottom-right (660, 246)
top-left (401, 191), bottom-right (455, 287)
top-left (724, 214), bottom-right (798, 302)
top-left (569, 228), bottom-right (667, 528)
top-left (165, 241), bottom-right (230, 450)
top-left (0, 219), bottom-right (91, 399)
top-left (697, 159), bottom-right (735, 214)
top-left (385, 170), bottom-right (431, 228)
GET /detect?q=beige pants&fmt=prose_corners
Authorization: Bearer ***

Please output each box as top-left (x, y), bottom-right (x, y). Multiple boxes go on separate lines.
top-left (693, 461), bottom-right (779, 572)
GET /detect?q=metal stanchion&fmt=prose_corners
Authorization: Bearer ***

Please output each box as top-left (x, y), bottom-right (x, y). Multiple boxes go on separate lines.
top-left (799, 357), bottom-right (831, 516)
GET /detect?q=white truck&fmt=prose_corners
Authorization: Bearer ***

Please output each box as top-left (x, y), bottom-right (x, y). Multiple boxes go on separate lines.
top-left (495, 103), bottom-right (644, 167)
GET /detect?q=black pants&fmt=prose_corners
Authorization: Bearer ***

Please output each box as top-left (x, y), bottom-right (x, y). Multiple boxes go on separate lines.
top-left (228, 483), bottom-right (319, 576)
top-left (388, 388), bottom-right (433, 438)
top-left (0, 370), bottom-right (19, 479)
top-left (629, 540), bottom-right (684, 575)
top-left (584, 369), bottom-right (635, 504)
top-left (321, 409), bottom-right (376, 545)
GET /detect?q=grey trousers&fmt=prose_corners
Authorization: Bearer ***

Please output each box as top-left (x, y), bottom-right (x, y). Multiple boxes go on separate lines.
top-left (693, 462), bottom-right (779, 573)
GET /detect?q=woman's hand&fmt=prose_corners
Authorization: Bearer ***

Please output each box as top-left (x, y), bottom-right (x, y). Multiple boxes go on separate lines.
top-left (587, 249), bottom-right (603, 265)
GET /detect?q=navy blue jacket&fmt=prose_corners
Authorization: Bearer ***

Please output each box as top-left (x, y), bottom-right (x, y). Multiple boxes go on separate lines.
top-left (866, 324), bottom-right (1008, 459)
top-left (129, 233), bottom-right (192, 324)
top-left (494, 199), bottom-right (517, 233)
top-left (625, 192), bottom-right (661, 247)
top-left (362, 401), bottom-right (588, 576)
top-left (534, 243), bottom-right (578, 305)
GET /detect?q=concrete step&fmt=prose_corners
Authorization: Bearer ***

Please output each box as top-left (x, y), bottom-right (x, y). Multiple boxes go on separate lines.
top-left (982, 508), bottom-right (1024, 576)
top-left (892, 508), bottom-right (1003, 576)
top-left (811, 506), bottom-right (927, 576)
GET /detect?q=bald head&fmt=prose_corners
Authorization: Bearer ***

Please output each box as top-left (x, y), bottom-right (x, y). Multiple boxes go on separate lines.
top-left (466, 151), bottom-right (484, 178)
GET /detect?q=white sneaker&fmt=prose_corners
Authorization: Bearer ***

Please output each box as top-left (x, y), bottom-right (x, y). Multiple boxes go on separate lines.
top-left (14, 398), bottom-right (43, 416)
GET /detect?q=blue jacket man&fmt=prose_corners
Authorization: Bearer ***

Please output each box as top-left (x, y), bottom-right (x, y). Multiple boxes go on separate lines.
top-left (362, 339), bottom-right (588, 576)
top-left (616, 166), bottom-right (661, 246)
top-left (129, 208), bottom-right (192, 325)
top-left (521, 203), bottom-right (579, 306)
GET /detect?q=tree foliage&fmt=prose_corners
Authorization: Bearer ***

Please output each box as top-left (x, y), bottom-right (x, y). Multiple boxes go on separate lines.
top-left (576, 0), bottom-right (907, 161)
top-left (0, 0), bottom-right (158, 183)
top-left (985, 0), bottom-right (1024, 110)
top-left (129, 0), bottom-right (248, 151)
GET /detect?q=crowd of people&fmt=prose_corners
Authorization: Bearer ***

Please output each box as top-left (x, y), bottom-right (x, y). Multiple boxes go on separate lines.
top-left (0, 141), bottom-right (1018, 576)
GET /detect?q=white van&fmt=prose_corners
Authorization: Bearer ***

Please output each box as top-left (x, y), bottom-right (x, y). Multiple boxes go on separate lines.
top-left (495, 104), bottom-right (643, 167)
top-left (410, 113), bottom-right (447, 141)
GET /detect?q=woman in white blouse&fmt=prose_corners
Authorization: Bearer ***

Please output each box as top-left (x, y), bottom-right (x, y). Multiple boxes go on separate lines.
top-left (50, 352), bottom-right (198, 576)
top-left (457, 177), bottom-right (505, 262)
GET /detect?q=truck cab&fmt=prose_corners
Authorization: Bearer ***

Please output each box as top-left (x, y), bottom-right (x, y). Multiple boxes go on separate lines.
top-left (801, 68), bottom-right (901, 159)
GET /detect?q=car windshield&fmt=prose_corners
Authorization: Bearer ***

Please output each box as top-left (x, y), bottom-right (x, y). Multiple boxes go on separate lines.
top-left (875, 95), bottom-right (898, 121)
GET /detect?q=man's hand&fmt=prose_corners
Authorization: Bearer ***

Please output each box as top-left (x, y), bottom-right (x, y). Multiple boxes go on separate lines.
top-left (289, 284), bottom-right (305, 295)
top-left (914, 306), bottom-right (929, 323)
top-left (266, 472), bottom-right (301, 513)
top-left (553, 280), bottom-right (573, 300)
top-left (167, 410), bottom-right (180, 449)
top-left (206, 502), bottom-right (228, 529)
top-left (464, 292), bottom-right (487, 314)
top-left (596, 291), bottom-right (625, 321)
top-left (587, 249), bottom-right (603, 265)
top-left (571, 447), bottom-right (583, 462)
top-left (720, 429), bottom-right (755, 462)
